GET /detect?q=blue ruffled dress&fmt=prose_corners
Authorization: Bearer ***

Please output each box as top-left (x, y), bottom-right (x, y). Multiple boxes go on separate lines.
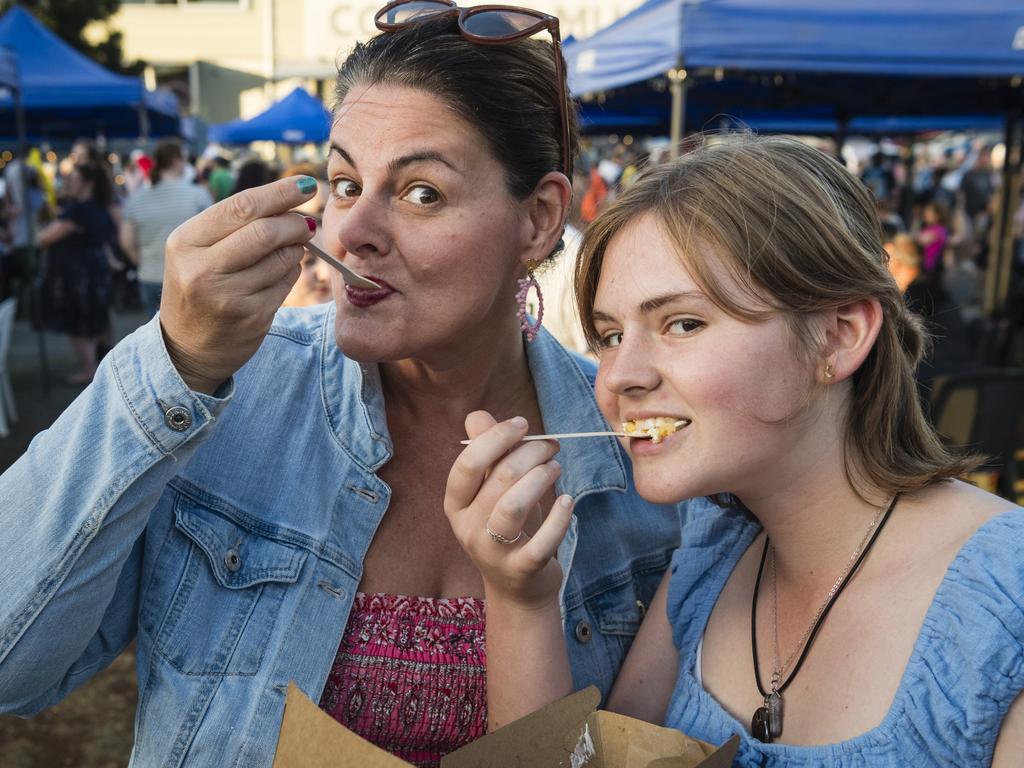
top-left (665, 502), bottom-right (1024, 766)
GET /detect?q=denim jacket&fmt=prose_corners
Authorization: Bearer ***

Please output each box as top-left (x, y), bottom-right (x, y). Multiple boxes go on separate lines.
top-left (0, 305), bottom-right (687, 767)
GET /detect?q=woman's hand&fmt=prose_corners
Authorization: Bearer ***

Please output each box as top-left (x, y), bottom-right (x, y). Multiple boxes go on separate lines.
top-left (446, 410), bottom-right (577, 730)
top-left (444, 410), bottom-right (575, 611)
top-left (159, 176), bottom-right (318, 394)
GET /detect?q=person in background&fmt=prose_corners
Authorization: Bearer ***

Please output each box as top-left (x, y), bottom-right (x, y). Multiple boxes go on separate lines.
top-left (2, 152), bottom-right (51, 310)
top-left (448, 134), bottom-right (1023, 765)
top-left (120, 139), bottom-right (213, 317)
top-left (875, 198), bottom-right (905, 237)
top-left (124, 148), bottom-right (153, 195)
top-left (206, 155), bottom-right (235, 202)
top-left (860, 150), bottom-right (894, 203)
top-left (279, 160), bottom-right (332, 308)
top-left (960, 145), bottom-right (997, 233)
top-left (34, 163), bottom-right (116, 384)
top-left (915, 200), bottom-right (950, 283)
top-left (281, 248), bottom-right (332, 308)
top-left (885, 232), bottom-right (922, 294)
top-left (232, 157), bottom-right (276, 195)
top-left (0, 7), bottom-right (686, 767)
top-left (580, 163), bottom-right (608, 224)
top-left (534, 168), bottom-right (589, 354)
top-left (70, 139), bottom-right (107, 170)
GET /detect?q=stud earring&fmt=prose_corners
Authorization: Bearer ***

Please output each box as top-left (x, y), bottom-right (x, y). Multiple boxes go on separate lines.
top-left (824, 363), bottom-right (835, 379)
top-left (515, 259), bottom-right (544, 342)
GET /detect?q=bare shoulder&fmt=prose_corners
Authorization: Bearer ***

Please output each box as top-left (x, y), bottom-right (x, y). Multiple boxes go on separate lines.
top-left (899, 479), bottom-right (1019, 553)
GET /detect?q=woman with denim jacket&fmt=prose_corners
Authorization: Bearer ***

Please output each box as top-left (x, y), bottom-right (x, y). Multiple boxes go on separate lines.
top-left (449, 135), bottom-right (1024, 765)
top-left (0, 6), bottom-right (686, 767)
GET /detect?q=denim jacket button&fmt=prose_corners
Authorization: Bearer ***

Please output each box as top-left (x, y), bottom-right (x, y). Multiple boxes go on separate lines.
top-left (224, 548), bottom-right (242, 572)
top-left (574, 619), bottom-right (593, 644)
top-left (636, 599), bottom-right (647, 619)
top-left (164, 405), bottom-right (193, 432)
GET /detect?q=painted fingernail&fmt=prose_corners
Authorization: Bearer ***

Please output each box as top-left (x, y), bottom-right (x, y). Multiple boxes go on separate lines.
top-left (303, 216), bottom-right (317, 233)
top-left (510, 416), bottom-right (528, 429)
top-left (296, 176), bottom-right (317, 194)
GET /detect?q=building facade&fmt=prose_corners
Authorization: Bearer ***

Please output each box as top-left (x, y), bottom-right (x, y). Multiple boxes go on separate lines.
top-left (94, 0), bottom-right (643, 123)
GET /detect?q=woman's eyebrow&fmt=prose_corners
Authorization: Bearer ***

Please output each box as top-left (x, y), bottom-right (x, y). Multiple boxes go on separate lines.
top-left (638, 291), bottom-right (708, 314)
top-left (328, 144), bottom-right (462, 176)
top-left (592, 292), bottom-right (708, 324)
top-left (598, 290), bottom-right (708, 321)
top-left (328, 143), bottom-right (355, 169)
top-left (387, 151), bottom-right (463, 176)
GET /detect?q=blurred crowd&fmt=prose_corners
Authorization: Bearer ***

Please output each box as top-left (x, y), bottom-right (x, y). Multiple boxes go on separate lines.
top-left (0, 140), bottom-right (333, 385)
top-left (552, 135), bottom-right (1024, 381)
top-left (0, 132), bottom-right (1021, 386)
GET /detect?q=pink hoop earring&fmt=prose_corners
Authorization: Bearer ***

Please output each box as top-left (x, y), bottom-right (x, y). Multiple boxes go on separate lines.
top-left (515, 260), bottom-right (544, 342)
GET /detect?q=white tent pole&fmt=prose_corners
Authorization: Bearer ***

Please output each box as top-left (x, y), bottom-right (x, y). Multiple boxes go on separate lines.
top-left (669, 67), bottom-right (687, 160)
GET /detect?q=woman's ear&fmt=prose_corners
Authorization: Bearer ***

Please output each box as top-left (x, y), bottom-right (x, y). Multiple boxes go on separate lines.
top-left (521, 171), bottom-right (572, 266)
top-left (822, 298), bottom-right (884, 382)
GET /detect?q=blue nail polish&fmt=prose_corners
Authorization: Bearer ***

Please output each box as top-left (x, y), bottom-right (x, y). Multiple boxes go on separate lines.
top-left (296, 176), bottom-right (317, 194)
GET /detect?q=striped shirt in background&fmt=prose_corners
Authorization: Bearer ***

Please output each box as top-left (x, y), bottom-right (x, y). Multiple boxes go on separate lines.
top-left (123, 178), bottom-right (212, 284)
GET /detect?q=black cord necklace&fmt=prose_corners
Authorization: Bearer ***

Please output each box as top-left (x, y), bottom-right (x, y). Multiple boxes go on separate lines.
top-left (749, 494), bottom-right (899, 743)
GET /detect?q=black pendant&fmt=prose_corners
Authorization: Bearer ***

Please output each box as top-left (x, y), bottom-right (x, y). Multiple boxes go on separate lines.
top-left (766, 691), bottom-right (784, 739)
top-left (751, 706), bottom-right (772, 743)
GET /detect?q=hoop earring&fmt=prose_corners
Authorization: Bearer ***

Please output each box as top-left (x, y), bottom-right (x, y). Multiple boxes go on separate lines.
top-left (515, 259), bottom-right (544, 342)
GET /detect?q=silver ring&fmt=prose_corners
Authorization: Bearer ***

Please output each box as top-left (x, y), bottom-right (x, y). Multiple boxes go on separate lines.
top-left (486, 525), bottom-right (522, 545)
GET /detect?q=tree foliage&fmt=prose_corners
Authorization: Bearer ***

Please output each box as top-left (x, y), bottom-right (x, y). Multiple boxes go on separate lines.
top-left (0, 0), bottom-right (141, 74)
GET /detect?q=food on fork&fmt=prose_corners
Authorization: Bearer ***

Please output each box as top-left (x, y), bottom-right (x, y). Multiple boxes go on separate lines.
top-left (622, 417), bottom-right (690, 444)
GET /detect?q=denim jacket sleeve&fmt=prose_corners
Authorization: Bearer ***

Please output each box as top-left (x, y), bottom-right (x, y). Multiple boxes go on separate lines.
top-left (0, 317), bottom-right (232, 715)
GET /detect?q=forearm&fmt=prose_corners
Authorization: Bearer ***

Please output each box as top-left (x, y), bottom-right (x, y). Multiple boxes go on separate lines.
top-left (119, 229), bottom-right (139, 266)
top-left (485, 594), bottom-right (573, 731)
top-left (0, 317), bottom-right (230, 712)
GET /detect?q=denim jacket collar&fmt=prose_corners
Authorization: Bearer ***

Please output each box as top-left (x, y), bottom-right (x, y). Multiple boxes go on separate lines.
top-left (319, 305), bottom-right (626, 497)
top-left (525, 326), bottom-right (627, 500)
top-left (320, 306), bottom-right (394, 472)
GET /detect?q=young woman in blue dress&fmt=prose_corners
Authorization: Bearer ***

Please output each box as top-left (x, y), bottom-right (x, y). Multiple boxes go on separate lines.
top-left (446, 134), bottom-right (1024, 766)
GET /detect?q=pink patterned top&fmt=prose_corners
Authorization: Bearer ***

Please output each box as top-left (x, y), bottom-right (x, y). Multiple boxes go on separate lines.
top-left (319, 592), bottom-right (488, 768)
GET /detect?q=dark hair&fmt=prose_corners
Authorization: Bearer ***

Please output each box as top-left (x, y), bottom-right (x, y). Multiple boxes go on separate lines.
top-left (72, 140), bottom-right (105, 167)
top-left (334, 14), bottom-right (578, 200)
top-left (576, 134), bottom-right (979, 501)
top-left (925, 199), bottom-right (950, 227)
top-left (74, 162), bottom-right (113, 208)
top-left (151, 139), bottom-right (184, 186)
top-left (233, 159), bottom-right (274, 194)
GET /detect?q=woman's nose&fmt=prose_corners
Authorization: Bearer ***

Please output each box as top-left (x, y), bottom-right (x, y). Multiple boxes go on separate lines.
top-left (599, 332), bottom-right (661, 396)
top-left (332, 195), bottom-right (391, 261)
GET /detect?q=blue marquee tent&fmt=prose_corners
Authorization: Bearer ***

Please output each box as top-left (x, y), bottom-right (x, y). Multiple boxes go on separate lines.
top-left (0, 6), bottom-right (179, 139)
top-left (566, 0), bottom-right (1024, 138)
top-left (567, 0), bottom-right (1024, 95)
top-left (0, 45), bottom-right (16, 92)
top-left (209, 87), bottom-right (330, 145)
top-left (566, 0), bottom-right (1024, 345)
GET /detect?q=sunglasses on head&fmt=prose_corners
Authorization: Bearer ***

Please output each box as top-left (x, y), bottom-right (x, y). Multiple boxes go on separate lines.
top-left (374, 0), bottom-right (571, 179)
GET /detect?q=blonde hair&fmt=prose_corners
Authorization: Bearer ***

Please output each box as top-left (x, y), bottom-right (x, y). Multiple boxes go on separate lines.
top-left (576, 134), bottom-right (978, 498)
top-left (888, 233), bottom-right (921, 268)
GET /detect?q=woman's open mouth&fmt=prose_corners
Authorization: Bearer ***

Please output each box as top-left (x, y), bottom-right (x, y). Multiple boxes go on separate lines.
top-left (345, 277), bottom-right (395, 308)
top-left (622, 417), bottom-right (691, 444)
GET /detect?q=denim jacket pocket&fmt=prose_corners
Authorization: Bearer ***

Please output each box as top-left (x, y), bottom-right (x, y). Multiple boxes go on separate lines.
top-left (581, 553), bottom-right (671, 675)
top-left (145, 494), bottom-right (308, 677)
